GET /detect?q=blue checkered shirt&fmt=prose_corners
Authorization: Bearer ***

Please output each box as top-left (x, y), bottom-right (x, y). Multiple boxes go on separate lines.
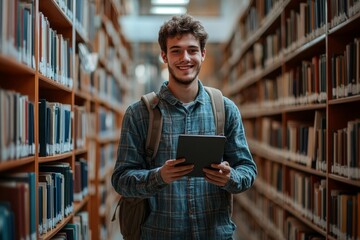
top-left (112, 81), bottom-right (257, 240)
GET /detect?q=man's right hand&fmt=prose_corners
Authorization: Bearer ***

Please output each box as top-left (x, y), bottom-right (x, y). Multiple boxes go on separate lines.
top-left (160, 158), bottom-right (194, 184)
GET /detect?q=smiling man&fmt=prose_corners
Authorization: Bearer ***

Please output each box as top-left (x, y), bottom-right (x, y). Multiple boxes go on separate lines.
top-left (112, 14), bottom-right (257, 239)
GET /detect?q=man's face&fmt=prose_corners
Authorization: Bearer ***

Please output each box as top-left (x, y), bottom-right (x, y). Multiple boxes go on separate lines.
top-left (161, 33), bottom-right (206, 85)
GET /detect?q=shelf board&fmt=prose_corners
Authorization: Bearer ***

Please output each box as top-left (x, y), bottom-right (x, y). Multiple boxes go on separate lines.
top-left (329, 95), bottom-right (360, 105)
top-left (39, 0), bottom-right (72, 31)
top-left (328, 173), bottom-right (360, 188)
top-left (0, 156), bottom-right (35, 172)
top-left (74, 195), bottom-right (90, 213)
top-left (283, 103), bottom-right (327, 112)
top-left (282, 203), bottom-right (327, 236)
top-left (38, 74), bottom-right (73, 93)
top-left (0, 54), bottom-right (35, 75)
top-left (284, 34), bottom-right (326, 65)
top-left (329, 11), bottom-right (360, 35)
top-left (75, 148), bottom-right (88, 155)
top-left (38, 152), bottom-right (73, 163)
top-left (39, 214), bottom-right (72, 240)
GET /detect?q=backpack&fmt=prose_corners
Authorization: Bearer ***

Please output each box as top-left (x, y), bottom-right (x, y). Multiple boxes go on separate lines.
top-left (112, 86), bottom-right (225, 240)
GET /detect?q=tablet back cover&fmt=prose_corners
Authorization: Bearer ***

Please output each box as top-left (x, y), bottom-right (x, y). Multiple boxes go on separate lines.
top-left (176, 134), bottom-right (226, 177)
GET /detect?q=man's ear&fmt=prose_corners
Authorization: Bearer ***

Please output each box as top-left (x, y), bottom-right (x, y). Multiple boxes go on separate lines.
top-left (201, 48), bottom-right (206, 61)
top-left (161, 51), bottom-right (167, 63)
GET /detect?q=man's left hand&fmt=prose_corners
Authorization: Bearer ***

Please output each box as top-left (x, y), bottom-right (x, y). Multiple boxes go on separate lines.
top-left (203, 161), bottom-right (231, 186)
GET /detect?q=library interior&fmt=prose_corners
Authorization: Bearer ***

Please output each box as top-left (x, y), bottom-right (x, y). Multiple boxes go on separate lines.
top-left (0, 0), bottom-right (360, 239)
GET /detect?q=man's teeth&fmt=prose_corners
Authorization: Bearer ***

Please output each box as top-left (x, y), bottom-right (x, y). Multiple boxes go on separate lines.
top-left (179, 66), bottom-right (191, 69)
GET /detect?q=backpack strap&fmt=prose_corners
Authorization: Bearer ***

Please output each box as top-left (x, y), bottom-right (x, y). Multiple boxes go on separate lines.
top-left (112, 93), bottom-right (161, 224)
top-left (204, 86), bottom-right (225, 135)
top-left (141, 92), bottom-right (163, 166)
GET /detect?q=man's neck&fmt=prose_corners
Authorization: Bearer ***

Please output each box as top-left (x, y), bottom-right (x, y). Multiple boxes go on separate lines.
top-left (168, 79), bottom-right (199, 103)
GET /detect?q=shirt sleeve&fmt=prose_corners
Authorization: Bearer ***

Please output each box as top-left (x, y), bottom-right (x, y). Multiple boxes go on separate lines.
top-left (221, 98), bottom-right (257, 194)
top-left (111, 104), bottom-right (168, 198)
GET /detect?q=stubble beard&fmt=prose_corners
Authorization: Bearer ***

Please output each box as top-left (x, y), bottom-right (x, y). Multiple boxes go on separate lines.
top-left (168, 64), bottom-right (201, 86)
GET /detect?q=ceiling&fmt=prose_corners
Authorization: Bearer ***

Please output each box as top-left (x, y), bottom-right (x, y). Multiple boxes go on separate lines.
top-left (120, 0), bottom-right (249, 43)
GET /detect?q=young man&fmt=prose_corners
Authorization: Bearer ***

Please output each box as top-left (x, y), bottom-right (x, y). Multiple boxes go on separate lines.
top-left (112, 14), bottom-right (257, 239)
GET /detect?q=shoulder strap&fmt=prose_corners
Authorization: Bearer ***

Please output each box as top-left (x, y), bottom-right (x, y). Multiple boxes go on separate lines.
top-left (141, 92), bottom-right (163, 166)
top-left (204, 86), bottom-right (225, 135)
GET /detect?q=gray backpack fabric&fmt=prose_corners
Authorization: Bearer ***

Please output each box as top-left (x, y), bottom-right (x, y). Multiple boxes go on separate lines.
top-left (112, 86), bottom-right (225, 240)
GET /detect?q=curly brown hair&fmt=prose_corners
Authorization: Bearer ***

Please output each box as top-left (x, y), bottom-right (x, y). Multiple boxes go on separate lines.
top-left (158, 14), bottom-right (209, 54)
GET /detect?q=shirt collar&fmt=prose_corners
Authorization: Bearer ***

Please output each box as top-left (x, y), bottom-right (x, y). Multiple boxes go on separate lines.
top-left (158, 80), bottom-right (208, 106)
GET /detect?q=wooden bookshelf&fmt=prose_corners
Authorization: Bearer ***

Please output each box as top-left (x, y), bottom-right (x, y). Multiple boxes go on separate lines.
top-left (221, 0), bottom-right (360, 239)
top-left (0, 0), bottom-right (131, 239)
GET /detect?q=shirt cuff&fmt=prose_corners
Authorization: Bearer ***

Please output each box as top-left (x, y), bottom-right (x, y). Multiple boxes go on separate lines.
top-left (223, 168), bottom-right (241, 192)
top-left (152, 167), bottom-right (168, 189)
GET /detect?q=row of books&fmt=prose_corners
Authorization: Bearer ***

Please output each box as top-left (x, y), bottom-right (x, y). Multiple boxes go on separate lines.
top-left (245, 111), bottom-right (327, 171)
top-left (258, 0), bottom-right (283, 20)
top-left (52, 214), bottom-right (90, 240)
top-left (286, 170), bottom-right (327, 229)
top-left (237, 54), bottom-right (327, 116)
top-left (96, 68), bottom-right (123, 106)
top-left (0, 89), bottom-right (35, 161)
top-left (256, 157), bottom-right (360, 239)
top-left (331, 38), bottom-right (360, 99)
top-left (52, 0), bottom-right (96, 43)
top-left (330, 0), bottom-right (360, 28)
top-left (329, 190), bottom-right (360, 239)
top-left (285, 0), bottom-right (326, 53)
top-left (38, 99), bottom-right (73, 157)
top-left (241, 0), bottom-right (284, 40)
top-left (38, 162), bottom-right (74, 235)
top-left (286, 111), bottom-right (326, 169)
top-left (74, 158), bottom-right (89, 202)
top-left (98, 107), bottom-right (117, 139)
top-left (74, 45), bottom-right (97, 95)
top-left (74, 106), bottom-right (88, 150)
top-left (255, 156), bottom-right (284, 195)
top-left (233, 183), bottom-right (325, 240)
top-left (245, 114), bottom-right (360, 179)
top-left (239, 53), bottom-right (326, 109)
top-left (94, 24), bottom-right (127, 82)
top-left (285, 217), bottom-right (325, 240)
top-left (254, 161), bottom-right (328, 231)
top-left (232, 203), bottom-right (268, 239)
top-left (284, 55), bottom-right (327, 105)
top-left (39, 12), bottom-right (73, 88)
top-left (331, 119), bottom-right (360, 179)
top-left (75, 0), bottom-right (96, 42)
top-left (0, 172), bottom-right (36, 240)
top-left (229, 49), bottom-right (327, 107)
top-left (263, 26), bottom-right (282, 67)
top-left (54, 0), bottom-right (73, 22)
top-left (0, 0), bottom-right (35, 68)
top-left (99, 143), bottom-right (117, 179)
top-left (239, 187), bottom-right (285, 240)
top-left (74, 42), bottom-right (126, 109)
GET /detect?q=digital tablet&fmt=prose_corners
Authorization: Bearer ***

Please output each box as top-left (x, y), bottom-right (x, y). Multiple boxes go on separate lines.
top-left (176, 134), bottom-right (227, 177)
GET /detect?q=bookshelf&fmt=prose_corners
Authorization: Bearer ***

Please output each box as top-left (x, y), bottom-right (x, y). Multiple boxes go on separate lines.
top-left (0, 0), bottom-right (131, 239)
top-left (221, 0), bottom-right (360, 239)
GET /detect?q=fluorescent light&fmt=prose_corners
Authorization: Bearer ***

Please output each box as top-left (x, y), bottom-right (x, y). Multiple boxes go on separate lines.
top-left (151, 0), bottom-right (189, 5)
top-left (150, 6), bottom-right (187, 15)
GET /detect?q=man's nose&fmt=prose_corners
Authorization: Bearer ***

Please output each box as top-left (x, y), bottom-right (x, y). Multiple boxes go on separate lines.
top-left (180, 51), bottom-right (190, 61)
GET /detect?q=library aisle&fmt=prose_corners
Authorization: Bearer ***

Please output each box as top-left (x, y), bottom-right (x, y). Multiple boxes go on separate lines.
top-left (1, 0), bottom-right (360, 240)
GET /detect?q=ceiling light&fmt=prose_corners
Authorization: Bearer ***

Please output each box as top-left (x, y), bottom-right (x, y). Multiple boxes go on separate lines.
top-left (150, 6), bottom-right (187, 15)
top-left (151, 0), bottom-right (189, 5)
